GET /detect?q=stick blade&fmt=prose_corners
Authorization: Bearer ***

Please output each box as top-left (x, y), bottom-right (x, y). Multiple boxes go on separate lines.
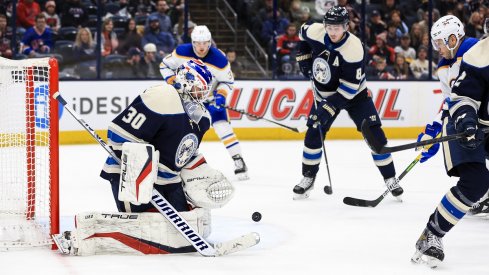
top-left (343, 196), bottom-right (377, 207)
top-left (214, 232), bottom-right (260, 256)
top-left (360, 119), bottom-right (385, 154)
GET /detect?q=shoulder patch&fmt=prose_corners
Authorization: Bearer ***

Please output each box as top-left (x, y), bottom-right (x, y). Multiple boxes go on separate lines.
top-left (140, 84), bottom-right (185, 115)
top-left (335, 33), bottom-right (364, 63)
top-left (302, 23), bottom-right (326, 43)
top-left (462, 38), bottom-right (489, 69)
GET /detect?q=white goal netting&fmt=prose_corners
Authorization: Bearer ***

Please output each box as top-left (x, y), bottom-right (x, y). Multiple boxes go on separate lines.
top-left (0, 57), bottom-right (59, 249)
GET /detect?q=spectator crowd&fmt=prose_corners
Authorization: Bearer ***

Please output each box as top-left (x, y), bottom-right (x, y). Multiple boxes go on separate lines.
top-left (1, 0), bottom-right (488, 80)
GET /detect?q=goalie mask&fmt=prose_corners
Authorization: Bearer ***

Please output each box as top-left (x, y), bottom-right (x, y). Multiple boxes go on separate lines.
top-left (175, 59), bottom-right (213, 104)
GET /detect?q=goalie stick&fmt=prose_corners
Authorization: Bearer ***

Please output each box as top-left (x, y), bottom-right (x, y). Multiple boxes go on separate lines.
top-left (53, 92), bottom-right (260, 257)
top-left (222, 105), bottom-right (307, 133)
top-left (360, 119), bottom-right (489, 154)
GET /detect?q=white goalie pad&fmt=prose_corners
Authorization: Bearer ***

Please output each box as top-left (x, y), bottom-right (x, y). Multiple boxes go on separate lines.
top-left (181, 162), bottom-right (234, 209)
top-left (55, 209), bottom-right (210, 256)
top-left (118, 142), bottom-right (159, 205)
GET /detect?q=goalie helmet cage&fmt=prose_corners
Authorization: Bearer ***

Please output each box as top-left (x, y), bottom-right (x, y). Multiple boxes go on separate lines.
top-left (0, 57), bottom-right (59, 249)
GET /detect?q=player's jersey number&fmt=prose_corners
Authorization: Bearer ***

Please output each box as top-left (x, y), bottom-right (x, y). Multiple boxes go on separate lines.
top-left (122, 106), bottom-right (147, 130)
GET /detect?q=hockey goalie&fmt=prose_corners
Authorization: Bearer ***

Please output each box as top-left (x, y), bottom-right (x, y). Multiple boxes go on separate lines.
top-left (53, 60), bottom-right (237, 256)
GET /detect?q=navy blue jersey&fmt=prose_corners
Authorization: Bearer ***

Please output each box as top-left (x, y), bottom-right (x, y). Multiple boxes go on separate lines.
top-left (100, 84), bottom-right (211, 185)
top-left (449, 37), bottom-right (489, 123)
top-left (299, 23), bottom-right (367, 108)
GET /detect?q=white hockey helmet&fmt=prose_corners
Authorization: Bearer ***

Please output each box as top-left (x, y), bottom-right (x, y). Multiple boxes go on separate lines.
top-left (191, 25), bottom-right (212, 43)
top-left (174, 59), bottom-right (213, 103)
top-left (430, 15), bottom-right (465, 52)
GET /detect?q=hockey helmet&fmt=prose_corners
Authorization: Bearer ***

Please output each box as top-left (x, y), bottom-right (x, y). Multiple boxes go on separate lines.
top-left (175, 59), bottom-right (213, 103)
top-left (323, 6), bottom-right (349, 26)
top-left (191, 25), bottom-right (212, 42)
top-left (430, 15), bottom-right (465, 52)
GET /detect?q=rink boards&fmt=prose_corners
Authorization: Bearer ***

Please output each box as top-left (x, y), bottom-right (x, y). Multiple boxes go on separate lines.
top-left (56, 80), bottom-right (443, 144)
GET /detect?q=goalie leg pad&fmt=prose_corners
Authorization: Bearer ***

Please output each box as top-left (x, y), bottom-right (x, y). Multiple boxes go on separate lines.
top-left (62, 209), bottom-right (209, 256)
top-left (181, 162), bottom-right (234, 209)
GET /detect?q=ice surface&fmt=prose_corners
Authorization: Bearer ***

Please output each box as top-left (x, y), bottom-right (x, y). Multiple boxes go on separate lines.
top-left (2, 140), bottom-right (488, 275)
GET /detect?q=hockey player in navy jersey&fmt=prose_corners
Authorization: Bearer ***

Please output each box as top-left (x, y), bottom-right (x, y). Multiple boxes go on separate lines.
top-left (413, 16), bottom-right (489, 219)
top-left (411, 18), bottom-right (489, 268)
top-left (52, 60), bottom-right (238, 256)
top-left (292, 6), bottom-right (402, 200)
top-left (159, 25), bottom-right (249, 180)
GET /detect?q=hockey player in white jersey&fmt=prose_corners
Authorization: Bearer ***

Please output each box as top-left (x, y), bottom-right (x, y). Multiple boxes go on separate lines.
top-left (411, 17), bottom-right (489, 268)
top-left (293, 6), bottom-right (401, 200)
top-left (160, 25), bottom-right (249, 180)
top-left (52, 60), bottom-right (237, 256)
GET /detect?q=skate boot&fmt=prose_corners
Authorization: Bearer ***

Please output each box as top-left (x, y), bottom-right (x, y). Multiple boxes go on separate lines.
top-left (384, 177), bottom-right (403, 201)
top-left (232, 154), bottom-right (249, 180)
top-left (52, 231), bottom-right (78, 255)
top-left (293, 176), bottom-right (315, 200)
top-left (411, 228), bottom-right (444, 269)
top-left (469, 197), bottom-right (489, 217)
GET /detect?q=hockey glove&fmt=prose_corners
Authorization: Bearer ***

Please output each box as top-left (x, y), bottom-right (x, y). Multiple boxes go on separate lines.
top-left (416, 121), bottom-right (442, 163)
top-left (454, 110), bottom-right (485, 150)
top-left (207, 92), bottom-right (226, 112)
top-left (296, 52), bottom-right (312, 79)
top-left (307, 99), bottom-right (336, 128)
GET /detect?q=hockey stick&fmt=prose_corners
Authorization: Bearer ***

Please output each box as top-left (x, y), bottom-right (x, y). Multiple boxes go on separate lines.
top-left (360, 119), bottom-right (489, 154)
top-left (343, 133), bottom-right (441, 207)
top-left (343, 153), bottom-right (421, 207)
top-left (222, 105), bottom-right (307, 133)
top-left (310, 91), bottom-right (333, 195)
top-left (54, 92), bottom-right (259, 257)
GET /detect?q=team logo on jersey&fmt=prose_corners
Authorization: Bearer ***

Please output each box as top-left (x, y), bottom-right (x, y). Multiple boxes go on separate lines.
top-left (312, 58), bottom-right (331, 84)
top-left (175, 133), bottom-right (199, 168)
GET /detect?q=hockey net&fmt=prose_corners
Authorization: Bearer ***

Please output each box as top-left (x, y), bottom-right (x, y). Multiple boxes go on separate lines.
top-left (0, 57), bottom-right (59, 249)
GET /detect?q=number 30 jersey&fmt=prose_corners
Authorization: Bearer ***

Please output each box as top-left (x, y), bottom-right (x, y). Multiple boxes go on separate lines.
top-left (100, 84), bottom-right (211, 185)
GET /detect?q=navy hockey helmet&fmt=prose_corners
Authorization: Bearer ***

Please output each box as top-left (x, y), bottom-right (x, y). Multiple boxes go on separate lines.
top-left (323, 6), bottom-right (349, 26)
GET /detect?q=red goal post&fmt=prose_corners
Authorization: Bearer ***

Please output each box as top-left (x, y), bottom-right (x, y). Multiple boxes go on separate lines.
top-left (0, 57), bottom-right (59, 249)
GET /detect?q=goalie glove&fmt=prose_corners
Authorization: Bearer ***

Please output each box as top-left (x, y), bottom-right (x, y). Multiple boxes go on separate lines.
top-left (416, 121), bottom-right (442, 163)
top-left (181, 157), bottom-right (234, 209)
top-left (118, 142), bottom-right (159, 205)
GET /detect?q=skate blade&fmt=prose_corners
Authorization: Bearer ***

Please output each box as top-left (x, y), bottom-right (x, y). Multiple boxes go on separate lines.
top-left (293, 192), bottom-right (311, 200)
top-left (236, 172), bottom-right (249, 181)
top-left (394, 195), bottom-right (403, 202)
top-left (411, 251), bottom-right (441, 269)
top-left (51, 234), bottom-right (70, 255)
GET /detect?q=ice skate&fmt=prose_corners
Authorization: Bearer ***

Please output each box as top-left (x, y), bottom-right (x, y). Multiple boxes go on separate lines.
top-left (52, 231), bottom-right (77, 255)
top-left (469, 196), bottom-right (489, 217)
top-left (411, 228), bottom-right (444, 269)
top-left (293, 176), bottom-right (315, 200)
top-left (384, 177), bottom-right (403, 201)
top-left (232, 154), bottom-right (249, 180)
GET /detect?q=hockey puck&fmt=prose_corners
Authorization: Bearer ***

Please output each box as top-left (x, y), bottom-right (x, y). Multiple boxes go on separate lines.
top-left (324, 185), bottom-right (333, 195)
top-left (252, 212), bottom-right (262, 222)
